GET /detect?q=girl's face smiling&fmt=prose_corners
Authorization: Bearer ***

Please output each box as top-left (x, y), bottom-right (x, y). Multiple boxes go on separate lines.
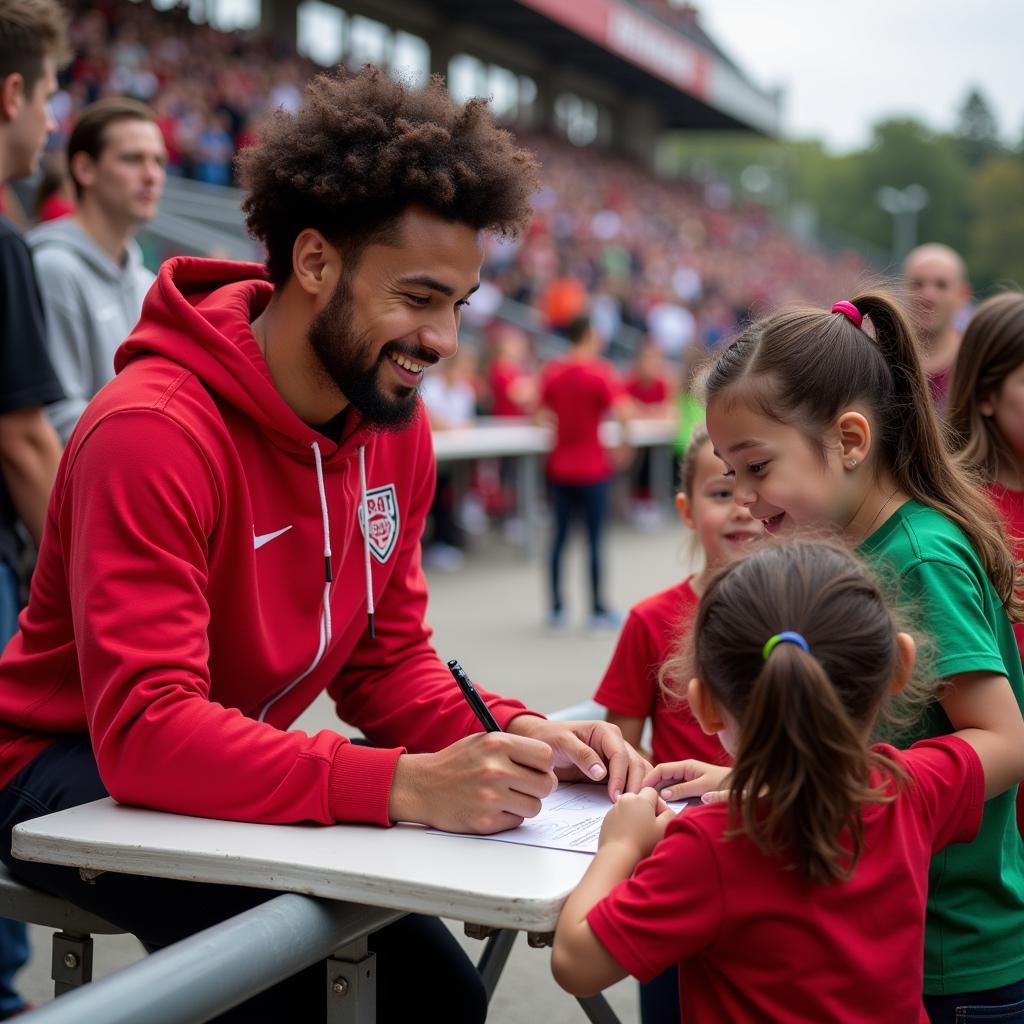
top-left (706, 400), bottom-right (855, 535)
top-left (679, 441), bottom-right (763, 562)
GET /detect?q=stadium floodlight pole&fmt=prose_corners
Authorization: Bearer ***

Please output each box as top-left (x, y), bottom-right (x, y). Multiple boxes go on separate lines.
top-left (876, 184), bottom-right (929, 265)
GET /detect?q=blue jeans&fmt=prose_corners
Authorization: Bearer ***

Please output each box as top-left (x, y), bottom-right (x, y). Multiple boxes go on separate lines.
top-left (0, 562), bottom-right (27, 1017)
top-left (549, 479), bottom-right (611, 615)
top-left (924, 978), bottom-right (1024, 1023)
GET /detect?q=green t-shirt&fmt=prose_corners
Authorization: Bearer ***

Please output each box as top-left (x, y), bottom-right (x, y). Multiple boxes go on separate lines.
top-left (861, 500), bottom-right (1024, 994)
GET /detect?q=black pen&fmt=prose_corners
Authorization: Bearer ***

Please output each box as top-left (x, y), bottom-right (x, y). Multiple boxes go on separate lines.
top-left (448, 659), bottom-right (502, 733)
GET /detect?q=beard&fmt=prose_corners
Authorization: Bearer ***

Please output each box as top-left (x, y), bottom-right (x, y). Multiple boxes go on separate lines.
top-left (307, 276), bottom-right (428, 431)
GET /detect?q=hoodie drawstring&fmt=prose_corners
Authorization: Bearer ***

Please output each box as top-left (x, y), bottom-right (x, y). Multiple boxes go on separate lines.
top-left (256, 439), bottom-right (375, 723)
top-left (358, 445), bottom-right (376, 639)
top-left (311, 441), bottom-right (334, 644)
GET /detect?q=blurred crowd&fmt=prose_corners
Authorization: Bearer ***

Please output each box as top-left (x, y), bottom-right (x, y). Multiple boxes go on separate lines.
top-left (31, 1), bottom-right (865, 358)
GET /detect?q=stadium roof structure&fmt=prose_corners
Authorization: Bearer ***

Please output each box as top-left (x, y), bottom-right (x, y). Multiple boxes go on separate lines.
top-left (433, 0), bottom-right (779, 135)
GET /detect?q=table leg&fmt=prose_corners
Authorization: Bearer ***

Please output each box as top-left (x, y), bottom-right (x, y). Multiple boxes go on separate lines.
top-left (651, 443), bottom-right (674, 510)
top-left (325, 936), bottom-right (376, 1024)
top-left (475, 928), bottom-right (517, 1002)
top-left (578, 991), bottom-right (624, 1024)
top-left (51, 931), bottom-right (93, 996)
top-left (517, 454), bottom-right (541, 560)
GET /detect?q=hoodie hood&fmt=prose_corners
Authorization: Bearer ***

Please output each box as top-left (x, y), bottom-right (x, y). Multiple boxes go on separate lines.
top-left (29, 216), bottom-right (149, 285)
top-left (116, 255), bottom-right (374, 459)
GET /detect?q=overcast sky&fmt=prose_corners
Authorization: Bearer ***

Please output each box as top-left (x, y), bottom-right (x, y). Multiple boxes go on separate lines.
top-left (698, 1), bottom-right (1024, 152)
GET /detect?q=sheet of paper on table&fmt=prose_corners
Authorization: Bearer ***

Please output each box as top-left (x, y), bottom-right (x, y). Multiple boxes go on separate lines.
top-left (427, 783), bottom-right (689, 855)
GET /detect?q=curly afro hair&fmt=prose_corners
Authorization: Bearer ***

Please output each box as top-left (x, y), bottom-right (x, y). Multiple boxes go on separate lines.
top-left (237, 65), bottom-right (541, 285)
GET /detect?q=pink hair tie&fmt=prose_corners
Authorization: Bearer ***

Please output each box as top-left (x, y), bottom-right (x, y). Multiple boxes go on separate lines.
top-left (831, 300), bottom-right (863, 328)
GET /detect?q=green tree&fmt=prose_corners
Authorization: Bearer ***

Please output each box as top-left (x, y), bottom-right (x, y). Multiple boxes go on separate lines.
top-left (955, 87), bottom-right (1002, 168)
top-left (822, 119), bottom-right (970, 264)
top-left (968, 157), bottom-right (1024, 291)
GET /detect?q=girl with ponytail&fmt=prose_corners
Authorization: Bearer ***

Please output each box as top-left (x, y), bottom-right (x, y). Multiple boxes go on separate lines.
top-left (552, 541), bottom-right (1024, 1024)
top-left (694, 290), bottom-right (1024, 1020)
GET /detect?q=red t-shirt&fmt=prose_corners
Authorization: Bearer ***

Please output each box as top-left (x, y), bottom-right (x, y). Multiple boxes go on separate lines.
top-left (541, 358), bottom-right (621, 484)
top-left (594, 578), bottom-right (727, 767)
top-left (489, 361), bottom-right (529, 418)
top-left (625, 375), bottom-right (669, 408)
top-left (588, 737), bottom-right (983, 1024)
top-left (987, 481), bottom-right (1024, 837)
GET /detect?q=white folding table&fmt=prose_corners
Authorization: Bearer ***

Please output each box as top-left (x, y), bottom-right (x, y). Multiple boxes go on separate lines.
top-left (13, 798), bottom-right (624, 1023)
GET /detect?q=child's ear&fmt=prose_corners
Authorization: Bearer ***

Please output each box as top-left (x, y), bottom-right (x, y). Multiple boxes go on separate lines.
top-left (835, 410), bottom-right (871, 469)
top-left (687, 678), bottom-right (725, 735)
top-left (889, 632), bottom-right (917, 694)
top-left (979, 395), bottom-right (995, 417)
top-left (676, 492), bottom-right (695, 530)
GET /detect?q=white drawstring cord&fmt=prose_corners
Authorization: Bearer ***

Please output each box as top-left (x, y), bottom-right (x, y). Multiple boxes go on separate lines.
top-left (256, 439), bottom-right (344, 722)
top-left (311, 440), bottom-right (333, 644)
top-left (358, 445), bottom-right (375, 639)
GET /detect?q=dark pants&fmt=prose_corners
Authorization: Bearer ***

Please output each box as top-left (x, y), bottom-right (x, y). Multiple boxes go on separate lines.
top-left (549, 479), bottom-right (611, 616)
top-left (640, 966), bottom-right (680, 1024)
top-left (924, 979), bottom-right (1024, 1023)
top-left (0, 737), bottom-right (487, 1023)
top-left (429, 468), bottom-right (461, 548)
top-left (0, 562), bottom-right (27, 1018)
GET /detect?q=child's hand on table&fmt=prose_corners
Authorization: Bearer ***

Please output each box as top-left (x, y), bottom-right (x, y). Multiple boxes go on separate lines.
top-left (642, 759), bottom-right (732, 804)
top-left (598, 787), bottom-right (674, 861)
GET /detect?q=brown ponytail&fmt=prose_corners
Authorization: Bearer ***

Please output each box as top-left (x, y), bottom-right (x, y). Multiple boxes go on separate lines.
top-left (729, 643), bottom-right (883, 884)
top-left (667, 540), bottom-right (924, 884)
top-left (853, 290), bottom-right (1021, 621)
top-left (703, 289), bottom-right (1022, 621)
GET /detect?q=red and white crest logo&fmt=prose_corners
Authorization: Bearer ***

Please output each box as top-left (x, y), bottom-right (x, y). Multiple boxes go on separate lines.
top-left (358, 484), bottom-right (400, 564)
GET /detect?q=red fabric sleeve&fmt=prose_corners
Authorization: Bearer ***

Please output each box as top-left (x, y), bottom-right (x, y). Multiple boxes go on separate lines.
top-left (896, 736), bottom-right (985, 852)
top-left (587, 813), bottom-right (723, 981)
top-left (64, 410), bottom-right (350, 825)
top-left (594, 610), bottom-right (659, 719)
top-left (329, 421), bottom-right (539, 779)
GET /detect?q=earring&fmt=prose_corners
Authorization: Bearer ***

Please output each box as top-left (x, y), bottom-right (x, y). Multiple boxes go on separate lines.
top-left (847, 459), bottom-right (857, 469)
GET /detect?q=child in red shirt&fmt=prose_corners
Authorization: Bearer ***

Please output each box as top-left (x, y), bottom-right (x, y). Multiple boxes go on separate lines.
top-left (553, 540), bottom-right (1024, 1024)
top-left (593, 423), bottom-right (761, 1023)
top-left (948, 290), bottom-right (1024, 836)
top-left (595, 424), bottom-right (761, 767)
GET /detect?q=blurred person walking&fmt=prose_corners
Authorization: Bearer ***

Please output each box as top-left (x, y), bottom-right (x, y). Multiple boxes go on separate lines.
top-left (904, 243), bottom-right (971, 412)
top-left (0, 1), bottom-right (68, 1017)
top-left (541, 315), bottom-right (631, 629)
top-left (625, 342), bottom-right (675, 528)
top-left (29, 97), bottom-right (165, 441)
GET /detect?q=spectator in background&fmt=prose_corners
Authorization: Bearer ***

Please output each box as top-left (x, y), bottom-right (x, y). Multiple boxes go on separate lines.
top-left (541, 315), bottom-right (631, 630)
top-left (540, 265), bottom-right (588, 335)
top-left (193, 108), bottom-right (233, 186)
top-left (0, 1), bottom-right (68, 1017)
top-left (30, 97), bottom-right (165, 442)
top-left (904, 243), bottom-right (971, 411)
top-left (487, 323), bottom-right (537, 419)
top-left (33, 158), bottom-right (74, 222)
top-left (422, 346), bottom-right (480, 571)
top-left (483, 323), bottom-right (538, 540)
top-left (625, 342), bottom-right (675, 528)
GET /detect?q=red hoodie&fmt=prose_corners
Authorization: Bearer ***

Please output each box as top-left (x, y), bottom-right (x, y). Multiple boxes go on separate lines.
top-left (0, 258), bottom-right (535, 826)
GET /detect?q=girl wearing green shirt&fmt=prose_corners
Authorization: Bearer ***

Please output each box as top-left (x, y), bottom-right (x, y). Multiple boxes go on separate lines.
top-left (693, 291), bottom-right (1024, 1021)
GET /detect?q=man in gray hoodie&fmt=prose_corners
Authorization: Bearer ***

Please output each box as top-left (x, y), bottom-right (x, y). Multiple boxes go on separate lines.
top-left (30, 96), bottom-right (165, 441)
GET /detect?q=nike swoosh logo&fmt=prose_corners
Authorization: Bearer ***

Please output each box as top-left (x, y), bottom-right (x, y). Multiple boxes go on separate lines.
top-left (253, 525), bottom-right (293, 550)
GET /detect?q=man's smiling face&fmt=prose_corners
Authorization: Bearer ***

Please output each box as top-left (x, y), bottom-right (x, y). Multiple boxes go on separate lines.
top-left (308, 206), bottom-right (482, 430)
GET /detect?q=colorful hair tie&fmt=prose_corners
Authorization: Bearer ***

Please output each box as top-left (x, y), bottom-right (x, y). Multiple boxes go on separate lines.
top-left (831, 300), bottom-right (863, 328)
top-left (762, 631), bottom-right (810, 661)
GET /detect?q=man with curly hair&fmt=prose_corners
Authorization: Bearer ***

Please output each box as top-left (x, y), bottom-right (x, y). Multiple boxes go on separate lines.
top-left (0, 67), bottom-right (648, 1020)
